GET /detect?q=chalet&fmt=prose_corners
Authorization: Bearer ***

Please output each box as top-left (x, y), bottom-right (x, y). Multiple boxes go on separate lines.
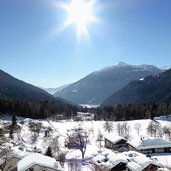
top-left (127, 137), bottom-right (171, 154)
top-left (17, 153), bottom-right (63, 171)
top-left (92, 150), bottom-right (161, 171)
top-left (105, 135), bottom-right (127, 151)
top-left (126, 158), bottom-right (160, 171)
top-left (125, 151), bottom-right (162, 171)
top-left (92, 150), bottom-right (128, 171)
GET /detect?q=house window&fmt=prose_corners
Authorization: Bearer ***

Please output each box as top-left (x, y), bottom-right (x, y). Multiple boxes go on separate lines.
top-left (29, 168), bottom-right (34, 171)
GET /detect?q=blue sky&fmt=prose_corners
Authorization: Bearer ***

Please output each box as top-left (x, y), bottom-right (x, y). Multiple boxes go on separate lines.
top-left (0, 0), bottom-right (171, 88)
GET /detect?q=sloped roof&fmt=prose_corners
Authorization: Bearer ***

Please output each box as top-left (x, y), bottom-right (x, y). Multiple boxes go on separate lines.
top-left (131, 155), bottom-right (161, 170)
top-left (128, 137), bottom-right (171, 150)
top-left (126, 161), bottom-right (141, 171)
top-left (123, 151), bottom-right (162, 170)
top-left (92, 150), bottom-right (162, 171)
top-left (17, 153), bottom-right (63, 171)
top-left (105, 135), bottom-right (126, 144)
top-left (92, 150), bottom-right (128, 170)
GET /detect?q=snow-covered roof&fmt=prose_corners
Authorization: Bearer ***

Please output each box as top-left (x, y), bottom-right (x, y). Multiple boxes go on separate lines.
top-left (93, 149), bottom-right (163, 171)
top-left (124, 151), bottom-right (162, 170)
top-left (126, 161), bottom-right (142, 171)
top-left (105, 135), bottom-right (126, 144)
top-left (92, 150), bottom-right (128, 170)
top-left (17, 153), bottom-right (63, 171)
top-left (131, 155), bottom-right (161, 170)
top-left (128, 137), bottom-right (171, 150)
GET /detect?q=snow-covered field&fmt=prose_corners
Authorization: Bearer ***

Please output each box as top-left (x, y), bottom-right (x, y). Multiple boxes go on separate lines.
top-left (1, 114), bottom-right (171, 170)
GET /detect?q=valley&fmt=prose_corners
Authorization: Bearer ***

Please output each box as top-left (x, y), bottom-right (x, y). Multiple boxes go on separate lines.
top-left (1, 114), bottom-right (171, 170)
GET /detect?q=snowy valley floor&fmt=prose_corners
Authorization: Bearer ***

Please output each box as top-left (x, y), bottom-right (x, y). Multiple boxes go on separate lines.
top-left (1, 115), bottom-right (171, 170)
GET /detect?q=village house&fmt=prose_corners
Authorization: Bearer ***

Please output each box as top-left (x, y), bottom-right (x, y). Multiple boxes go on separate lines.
top-left (92, 150), bottom-right (128, 171)
top-left (92, 150), bottom-right (161, 171)
top-left (124, 151), bottom-right (162, 171)
top-left (127, 137), bottom-right (171, 154)
top-left (105, 135), bottom-right (127, 151)
top-left (17, 153), bottom-right (63, 171)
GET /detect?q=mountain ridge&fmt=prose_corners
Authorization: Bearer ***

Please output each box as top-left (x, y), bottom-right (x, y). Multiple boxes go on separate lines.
top-left (0, 69), bottom-right (75, 106)
top-left (101, 68), bottom-right (171, 106)
top-left (54, 62), bottom-right (164, 104)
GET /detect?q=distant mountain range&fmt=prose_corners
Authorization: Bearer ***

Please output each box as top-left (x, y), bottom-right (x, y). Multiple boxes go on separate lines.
top-left (54, 62), bottom-right (164, 105)
top-left (0, 69), bottom-right (74, 106)
top-left (102, 68), bottom-right (171, 106)
top-left (43, 84), bottom-right (71, 95)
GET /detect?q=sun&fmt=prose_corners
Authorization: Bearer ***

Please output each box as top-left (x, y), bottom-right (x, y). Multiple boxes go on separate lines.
top-left (50, 0), bottom-right (99, 40)
top-left (65, 0), bottom-right (96, 37)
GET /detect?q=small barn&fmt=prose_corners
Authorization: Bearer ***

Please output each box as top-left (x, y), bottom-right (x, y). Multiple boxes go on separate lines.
top-left (127, 137), bottom-right (171, 154)
top-left (105, 135), bottom-right (127, 151)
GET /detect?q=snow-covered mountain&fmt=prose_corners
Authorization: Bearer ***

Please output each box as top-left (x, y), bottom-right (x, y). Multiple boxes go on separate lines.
top-left (102, 68), bottom-right (171, 106)
top-left (54, 62), bottom-right (164, 105)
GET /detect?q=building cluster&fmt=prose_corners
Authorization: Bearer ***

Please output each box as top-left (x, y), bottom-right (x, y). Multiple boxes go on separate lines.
top-left (92, 135), bottom-right (171, 171)
top-left (0, 135), bottom-right (171, 170)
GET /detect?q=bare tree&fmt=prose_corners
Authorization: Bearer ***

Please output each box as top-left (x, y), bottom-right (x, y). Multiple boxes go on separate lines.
top-left (65, 127), bottom-right (90, 159)
top-left (122, 122), bottom-right (131, 139)
top-left (29, 121), bottom-right (42, 137)
top-left (44, 126), bottom-right (53, 138)
top-left (116, 122), bottom-right (130, 139)
top-left (147, 121), bottom-right (161, 137)
top-left (35, 122), bottom-right (42, 136)
top-left (50, 135), bottom-right (60, 156)
top-left (134, 123), bottom-right (142, 136)
top-left (103, 121), bottom-right (114, 133)
top-left (116, 123), bottom-right (123, 137)
top-left (163, 126), bottom-right (171, 139)
top-left (96, 130), bottom-right (103, 152)
top-left (156, 125), bottom-right (163, 138)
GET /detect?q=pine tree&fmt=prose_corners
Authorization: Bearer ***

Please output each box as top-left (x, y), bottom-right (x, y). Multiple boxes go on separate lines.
top-left (9, 126), bottom-right (14, 139)
top-left (45, 146), bottom-right (53, 157)
top-left (9, 114), bottom-right (17, 139)
top-left (12, 114), bottom-right (17, 127)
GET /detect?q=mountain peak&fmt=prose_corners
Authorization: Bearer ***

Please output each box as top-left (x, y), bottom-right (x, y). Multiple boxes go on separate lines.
top-left (116, 62), bottom-right (129, 66)
top-left (54, 63), bottom-right (162, 104)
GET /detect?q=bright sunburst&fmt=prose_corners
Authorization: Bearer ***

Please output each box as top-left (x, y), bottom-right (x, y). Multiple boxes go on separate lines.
top-left (66, 0), bottom-right (94, 35)
top-left (50, 0), bottom-right (99, 40)
top-left (53, 0), bottom-right (98, 39)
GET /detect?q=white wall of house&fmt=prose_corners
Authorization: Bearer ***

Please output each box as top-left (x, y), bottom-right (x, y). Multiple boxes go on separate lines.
top-left (155, 148), bottom-right (164, 153)
top-left (140, 149), bottom-right (153, 154)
